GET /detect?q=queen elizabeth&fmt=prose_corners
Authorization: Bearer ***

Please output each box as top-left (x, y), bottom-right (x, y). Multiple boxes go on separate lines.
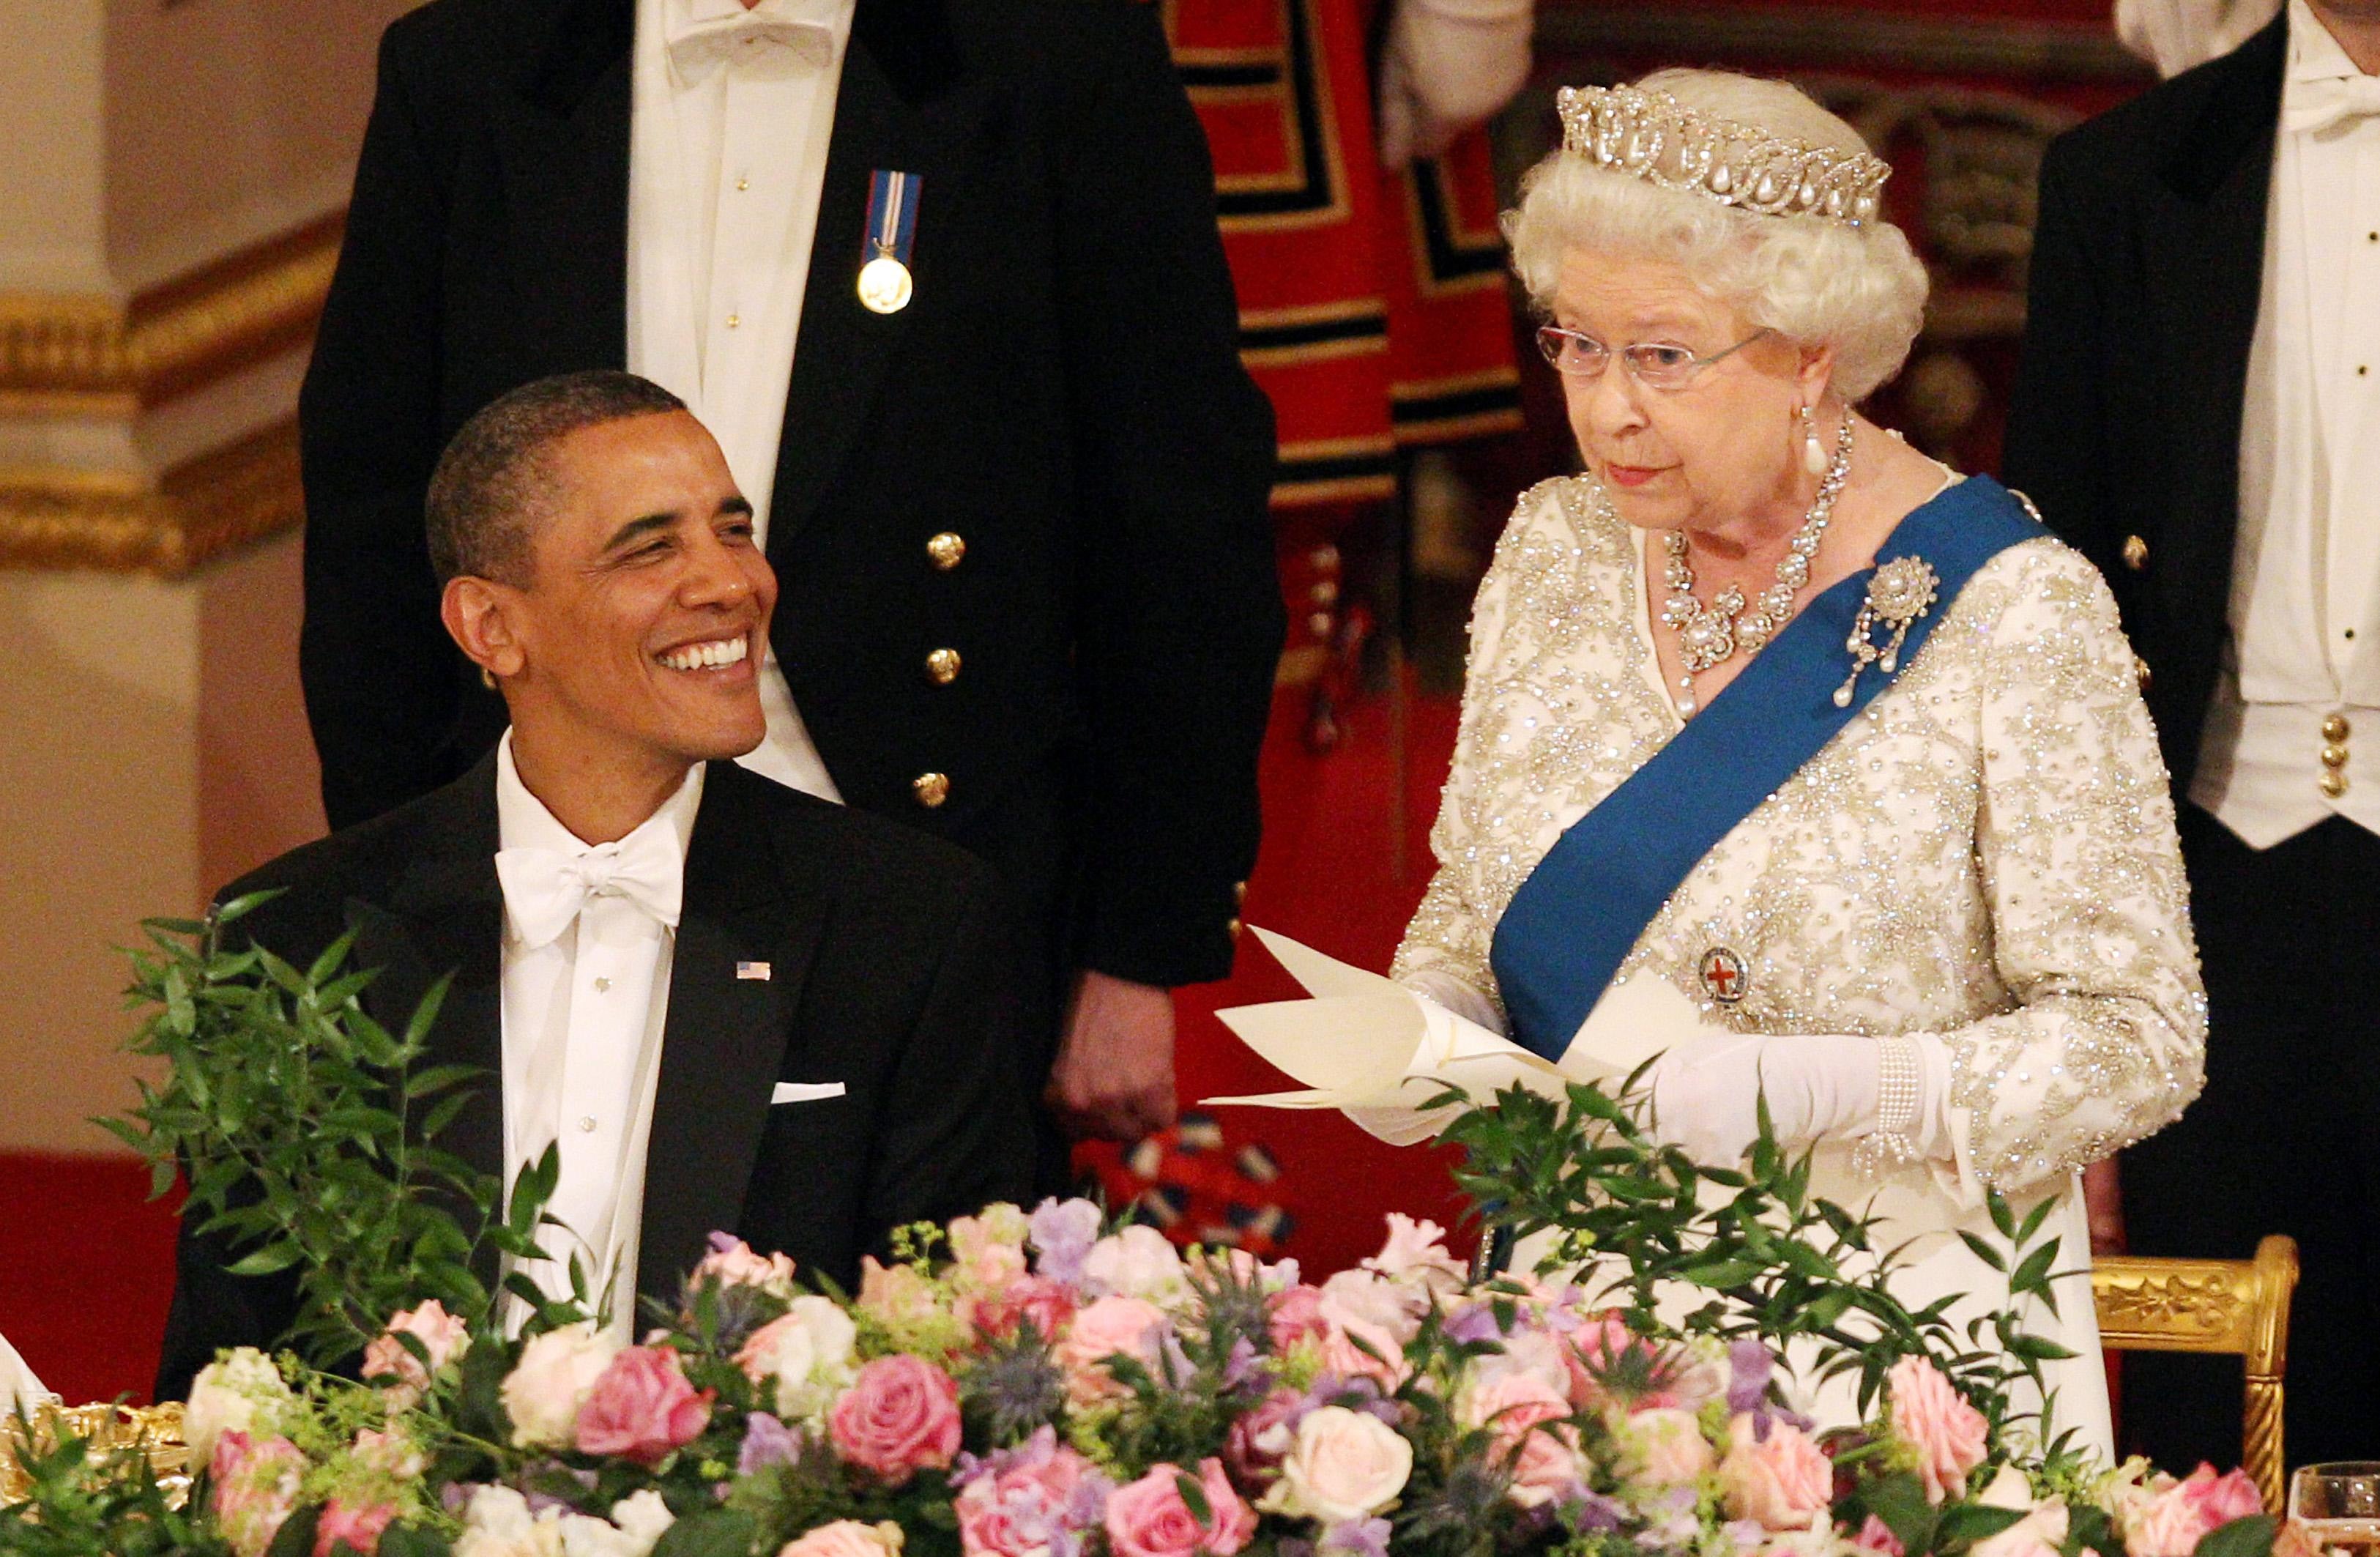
top-left (1389, 70), bottom-right (2207, 1448)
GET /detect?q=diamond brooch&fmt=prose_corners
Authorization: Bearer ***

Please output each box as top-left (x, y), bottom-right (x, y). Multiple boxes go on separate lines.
top-left (1832, 556), bottom-right (1940, 709)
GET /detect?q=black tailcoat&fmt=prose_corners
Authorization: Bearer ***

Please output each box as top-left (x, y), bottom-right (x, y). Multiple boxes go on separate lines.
top-left (296, 0), bottom-right (1284, 1017)
top-left (2006, 17), bottom-right (2380, 1470)
top-left (155, 756), bottom-right (1034, 1401)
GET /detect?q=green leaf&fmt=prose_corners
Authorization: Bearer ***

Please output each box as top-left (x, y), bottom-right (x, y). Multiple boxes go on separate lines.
top-left (376, 1525), bottom-right (456, 1557)
top-left (266, 1504), bottom-right (324, 1557)
top-left (2194, 1517), bottom-right (2277, 1557)
top-left (226, 1241), bottom-right (305, 1277)
top-left (651, 1509), bottom-right (760, 1557)
top-left (1938, 1504), bottom-right (2031, 1549)
top-left (1958, 1231), bottom-right (2009, 1273)
top-left (1176, 1471), bottom-right (1213, 1526)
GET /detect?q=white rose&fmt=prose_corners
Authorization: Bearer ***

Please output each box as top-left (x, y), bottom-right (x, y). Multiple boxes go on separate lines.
top-left (736, 1296), bottom-right (859, 1421)
top-left (183, 1348), bottom-right (294, 1463)
top-left (1319, 1269), bottom-right (1425, 1344)
top-left (609, 1490), bottom-right (677, 1556)
top-left (1362, 1214), bottom-right (1466, 1295)
top-left (1082, 1225), bottom-right (1189, 1304)
top-left (455, 1487), bottom-right (562, 1557)
top-left (500, 1321), bottom-right (623, 1449)
top-left (1259, 1405), bottom-right (1413, 1523)
top-left (1973, 1466), bottom-right (2071, 1557)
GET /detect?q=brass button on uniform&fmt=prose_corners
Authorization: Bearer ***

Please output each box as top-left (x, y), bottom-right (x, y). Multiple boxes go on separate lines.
top-left (912, 772), bottom-right (951, 809)
top-left (926, 532), bottom-right (966, 571)
top-left (2133, 655), bottom-right (2153, 694)
top-left (2324, 713), bottom-right (2352, 743)
top-left (1227, 917), bottom-right (1243, 940)
top-left (2321, 770), bottom-right (2349, 799)
top-left (926, 647), bottom-right (962, 685)
top-left (2122, 535), bottom-right (2149, 573)
top-left (2323, 744), bottom-right (2350, 770)
top-left (1233, 880), bottom-right (1248, 907)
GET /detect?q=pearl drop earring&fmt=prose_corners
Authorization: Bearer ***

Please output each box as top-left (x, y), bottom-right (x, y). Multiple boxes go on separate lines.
top-left (1799, 405), bottom-right (1828, 477)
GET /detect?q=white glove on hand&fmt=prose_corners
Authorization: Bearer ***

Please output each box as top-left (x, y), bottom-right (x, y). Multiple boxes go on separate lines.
top-left (1375, 0), bottom-right (1533, 166)
top-left (1643, 1030), bottom-right (1952, 1167)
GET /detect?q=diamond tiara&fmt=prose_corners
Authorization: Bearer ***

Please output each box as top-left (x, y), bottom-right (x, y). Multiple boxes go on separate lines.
top-left (1556, 84), bottom-right (1891, 227)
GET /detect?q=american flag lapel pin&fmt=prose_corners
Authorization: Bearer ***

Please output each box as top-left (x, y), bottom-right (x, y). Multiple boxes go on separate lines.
top-left (736, 961), bottom-right (772, 981)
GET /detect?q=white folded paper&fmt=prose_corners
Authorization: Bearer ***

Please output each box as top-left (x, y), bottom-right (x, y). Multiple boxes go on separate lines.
top-left (0, 1329), bottom-right (51, 1414)
top-left (1203, 928), bottom-right (1722, 1145)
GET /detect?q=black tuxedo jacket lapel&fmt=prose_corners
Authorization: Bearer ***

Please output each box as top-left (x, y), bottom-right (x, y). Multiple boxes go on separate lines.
top-left (2146, 15), bottom-right (2287, 620)
top-left (635, 764), bottom-right (829, 1301)
top-left (491, 0), bottom-right (635, 375)
top-left (766, 0), bottom-right (979, 558)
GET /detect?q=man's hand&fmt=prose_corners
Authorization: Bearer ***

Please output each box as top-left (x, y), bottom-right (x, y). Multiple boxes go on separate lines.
top-left (1045, 971), bottom-right (1178, 1142)
top-left (2083, 1156), bottom-right (2127, 1257)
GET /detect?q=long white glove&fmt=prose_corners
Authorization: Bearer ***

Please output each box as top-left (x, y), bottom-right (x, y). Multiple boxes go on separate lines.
top-left (1644, 1030), bottom-right (1954, 1169)
top-left (1375, 0), bottom-right (1533, 166)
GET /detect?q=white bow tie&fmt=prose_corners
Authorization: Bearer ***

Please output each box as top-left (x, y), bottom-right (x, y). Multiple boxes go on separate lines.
top-left (495, 833), bottom-right (685, 950)
top-left (2284, 73), bottom-right (2380, 135)
top-left (666, 6), bottom-right (836, 79)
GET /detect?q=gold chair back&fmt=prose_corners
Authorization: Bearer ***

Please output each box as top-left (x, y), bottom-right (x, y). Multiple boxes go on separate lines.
top-left (2091, 1234), bottom-right (2299, 1513)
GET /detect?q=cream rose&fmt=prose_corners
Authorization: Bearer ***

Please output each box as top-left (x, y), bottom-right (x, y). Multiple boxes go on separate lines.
top-left (501, 1322), bottom-right (624, 1450)
top-left (184, 1348), bottom-right (294, 1464)
top-left (1257, 1405), bottom-right (1413, 1523)
top-left (738, 1296), bottom-right (860, 1420)
top-left (1624, 1407), bottom-right (1717, 1487)
top-left (1082, 1226), bottom-right (1189, 1304)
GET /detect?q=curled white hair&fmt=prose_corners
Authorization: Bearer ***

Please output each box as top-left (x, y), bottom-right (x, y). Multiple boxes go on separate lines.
top-left (1506, 68), bottom-right (1930, 401)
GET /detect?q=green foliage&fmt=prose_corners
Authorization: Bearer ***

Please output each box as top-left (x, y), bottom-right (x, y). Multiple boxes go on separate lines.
top-left (104, 894), bottom-right (567, 1365)
top-left (0, 1420), bottom-right (232, 1557)
top-left (1437, 1077), bottom-right (2073, 1443)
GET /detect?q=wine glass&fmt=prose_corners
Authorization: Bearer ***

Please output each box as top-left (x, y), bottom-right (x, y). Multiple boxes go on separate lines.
top-left (2290, 1463), bottom-right (2380, 1557)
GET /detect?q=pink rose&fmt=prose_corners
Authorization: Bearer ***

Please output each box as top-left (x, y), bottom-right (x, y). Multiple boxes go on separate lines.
top-left (1458, 1372), bottom-right (1569, 1449)
top-left (956, 1438), bottom-right (1103, 1557)
top-left (779, 1520), bottom-right (907, 1557)
top-left (1887, 1356), bottom-right (1987, 1504)
top-left (1853, 1515), bottom-right (1908, 1557)
top-left (1222, 1389), bottom-right (1305, 1490)
top-left (2179, 1465), bottom-right (2264, 1528)
top-left (695, 1235), bottom-right (800, 1298)
top-left (349, 1428), bottom-right (426, 1481)
top-left (1267, 1285), bottom-right (1330, 1350)
top-left (828, 1355), bottom-right (963, 1483)
top-left (209, 1432), bottom-right (307, 1557)
top-left (1362, 1214), bottom-right (1466, 1295)
top-left (314, 1499), bottom-right (398, 1557)
top-left (951, 1208), bottom-right (1033, 1293)
top-left (360, 1299), bottom-right (470, 1405)
top-left (1560, 1312), bottom-right (1640, 1408)
top-left (574, 1345), bottom-right (715, 1466)
top-left (1107, 1460), bottom-right (1256, 1557)
top-left (1507, 1427), bottom-right (1585, 1509)
top-left (1718, 1413), bottom-right (1832, 1531)
top-left (965, 1276), bottom-right (1078, 1345)
top-left (1625, 1407), bottom-right (1715, 1486)
top-left (1054, 1295), bottom-right (1167, 1406)
top-left (859, 1257), bottom-right (941, 1329)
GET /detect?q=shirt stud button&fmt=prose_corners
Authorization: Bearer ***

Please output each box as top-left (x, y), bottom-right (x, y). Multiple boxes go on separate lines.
top-left (593, 976), bottom-right (612, 993)
top-left (736, 176), bottom-right (750, 192)
top-left (578, 1116), bottom-right (598, 1133)
top-left (726, 313), bottom-right (741, 330)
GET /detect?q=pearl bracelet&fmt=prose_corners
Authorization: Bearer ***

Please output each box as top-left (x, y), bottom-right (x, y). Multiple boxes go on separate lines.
top-left (1851, 1035), bottom-right (1922, 1179)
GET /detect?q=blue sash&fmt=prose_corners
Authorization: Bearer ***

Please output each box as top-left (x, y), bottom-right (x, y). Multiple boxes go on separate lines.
top-left (1487, 475), bottom-right (2046, 1060)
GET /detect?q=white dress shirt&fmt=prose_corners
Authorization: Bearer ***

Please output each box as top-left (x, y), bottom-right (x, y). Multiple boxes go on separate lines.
top-left (628, 0), bottom-right (855, 801)
top-left (494, 733), bottom-right (704, 1338)
top-left (2192, 0), bottom-right (2380, 847)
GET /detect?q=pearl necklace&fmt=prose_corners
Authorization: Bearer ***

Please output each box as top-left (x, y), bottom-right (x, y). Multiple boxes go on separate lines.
top-left (1658, 413), bottom-right (1856, 716)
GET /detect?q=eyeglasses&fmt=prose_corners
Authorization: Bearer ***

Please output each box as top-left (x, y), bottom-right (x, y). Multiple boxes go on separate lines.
top-left (1533, 325), bottom-right (1774, 391)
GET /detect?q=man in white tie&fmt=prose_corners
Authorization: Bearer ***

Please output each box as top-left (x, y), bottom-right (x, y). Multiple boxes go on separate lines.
top-left (156, 373), bottom-right (1034, 1397)
top-left (2007, 0), bottom-right (2380, 1471)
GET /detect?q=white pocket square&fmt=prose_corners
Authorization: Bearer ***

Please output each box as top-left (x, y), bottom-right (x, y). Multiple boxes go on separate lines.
top-left (771, 1082), bottom-right (847, 1104)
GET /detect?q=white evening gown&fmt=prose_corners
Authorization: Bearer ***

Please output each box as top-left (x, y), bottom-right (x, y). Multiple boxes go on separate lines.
top-left (1393, 475), bottom-right (2209, 1457)
top-left (1, 1329), bottom-right (49, 1413)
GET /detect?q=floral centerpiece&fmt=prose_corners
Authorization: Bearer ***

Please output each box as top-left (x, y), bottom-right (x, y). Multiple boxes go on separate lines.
top-left (0, 913), bottom-right (2301, 1557)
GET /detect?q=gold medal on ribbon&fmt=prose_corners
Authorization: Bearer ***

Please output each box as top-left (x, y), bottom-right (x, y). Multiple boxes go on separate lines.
top-left (858, 169), bottom-right (920, 316)
top-left (858, 252), bottom-right (913, 314)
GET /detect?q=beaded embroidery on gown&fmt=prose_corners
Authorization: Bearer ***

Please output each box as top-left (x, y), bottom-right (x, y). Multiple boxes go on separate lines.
top-left (1394, 475), bottom-right (2209, 1449)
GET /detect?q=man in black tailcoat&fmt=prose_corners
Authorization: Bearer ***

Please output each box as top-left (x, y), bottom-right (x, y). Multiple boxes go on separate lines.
top-left (160, 375), bottom-right (1034, 1398)
top-left (297, 0), bottom-right (1284, 1174)
top-left (2006, 0), bottom-right (2380, 1469)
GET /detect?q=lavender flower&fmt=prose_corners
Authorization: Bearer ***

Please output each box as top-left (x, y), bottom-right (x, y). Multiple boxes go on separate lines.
top-left (1443, 1301), bottom-right (1506, 1345)
top-left (1029, 1197), bottom-right (1101, 1287)
top-left (1320, 1517), bottom-right (1393, 1557)
top-left (1566, 1490), bottom-right (1625, 1532)
top-left (737, 1412), bottom-right (802, 1476)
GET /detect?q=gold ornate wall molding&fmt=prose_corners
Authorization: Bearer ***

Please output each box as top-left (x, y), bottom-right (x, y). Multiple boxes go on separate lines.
top-left (0, 214), bottom-right (342, 414)
top-left (0, 214), bottom-right (337, 573)
top-left (0, 419), bottom-right (303, 574)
